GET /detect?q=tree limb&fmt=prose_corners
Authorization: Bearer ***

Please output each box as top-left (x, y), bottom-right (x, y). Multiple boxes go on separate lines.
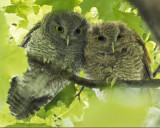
top-left (30, 53), bottom-right (160, 89)
top-left (62, 71), bottom-right (160, 89)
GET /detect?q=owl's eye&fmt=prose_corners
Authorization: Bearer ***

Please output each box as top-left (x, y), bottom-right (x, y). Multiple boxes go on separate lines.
top-left (96, 36), bottom-right (106, 41)
top-left (56, 26), bottom-right (64, 33)
top-left (75, 28), bottom-right (82, 35)
top-left (117, 34), bottom-right (124, 39)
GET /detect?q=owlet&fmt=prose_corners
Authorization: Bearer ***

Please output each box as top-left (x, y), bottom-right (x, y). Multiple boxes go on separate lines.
top-left (7, 11), bottom-right (89, 120)
top-left (84, 21), bottom-right (152, 81)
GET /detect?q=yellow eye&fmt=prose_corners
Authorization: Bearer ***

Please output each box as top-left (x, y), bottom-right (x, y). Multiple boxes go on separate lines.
top-left (75, 28), bottom-right (82, 35)
top-left (96, 36), bottom-right (106, 41)
top-left (56, 26), bottom-right (64, 33)
top-left (117, 34), bottom-right (124, 39)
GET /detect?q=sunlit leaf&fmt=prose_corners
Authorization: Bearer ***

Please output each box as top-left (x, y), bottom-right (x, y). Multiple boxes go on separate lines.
top-left (0, 10), bottom-right (28, 109)
top-left (45, 83), bottom-right (76, 111)
top-left (4, 1), bottom-right (34, 19)
top-left (35, 0), bottom-right (80, 11)
top-left (6, 123), bottom-right (51, 127)
top-left (0, 104), bottom-right (18, 127)
top-left (0, 0), bottom-right (10, 7)
top-left (80, 0), bottom-right (121, 20)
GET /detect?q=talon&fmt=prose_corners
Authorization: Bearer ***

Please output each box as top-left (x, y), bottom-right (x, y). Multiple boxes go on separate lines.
top-left (67, 69), bottom-right (72, 73)
top-left (111, 77), bottom-right (117, 88)
top-left (43, 58), bottom-right (47, 63)
top-left (47, 59), bottom-right (50, 63)
top-left (106, 76), bottom-right (117, 88)
top-left (62, 65), bottom-right (67, 70)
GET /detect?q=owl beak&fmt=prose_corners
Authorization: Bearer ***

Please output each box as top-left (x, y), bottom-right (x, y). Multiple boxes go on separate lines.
top-left (67, 36), bottom-right (70, 46)
top-left (111, 42), bottom-right (115, 53)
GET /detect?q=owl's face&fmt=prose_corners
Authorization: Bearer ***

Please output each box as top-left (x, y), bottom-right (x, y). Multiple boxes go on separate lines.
top-left (42, 11), bottom-right (89, 48)
top-left (87, 21), bottom-right (137, 55)
top-left (85, 21), bottom-right (141, 66)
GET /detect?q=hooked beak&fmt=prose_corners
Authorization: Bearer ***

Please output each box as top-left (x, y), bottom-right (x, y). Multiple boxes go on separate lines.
top-left (111, 42), bottom-right (115, 53)
top-left (67, 36), bottom-right (70, 46)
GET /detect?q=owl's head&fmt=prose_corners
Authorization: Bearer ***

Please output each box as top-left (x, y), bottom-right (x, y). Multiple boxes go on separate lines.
top-left (86, 21), bottom-right (138, 55)
top-left (41, 11), bottom-right (89, 46)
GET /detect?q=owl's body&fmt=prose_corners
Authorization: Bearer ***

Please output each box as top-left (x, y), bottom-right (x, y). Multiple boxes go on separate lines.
top-left (7, 11), bottom-right (89, 120)
top-left (84, 21), bottom-right (152, 81)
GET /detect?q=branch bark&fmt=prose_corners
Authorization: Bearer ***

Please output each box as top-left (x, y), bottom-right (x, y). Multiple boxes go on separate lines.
top-left (128, 0), bottom-right (160, 45)
top-left (62, 71), bottom-right (160, 89)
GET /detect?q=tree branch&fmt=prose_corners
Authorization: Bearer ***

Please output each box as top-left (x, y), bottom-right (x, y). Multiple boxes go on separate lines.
top-left (29, 52), bottom-right (160, 89)
top-left (128, 0), bottom-right (160, 46)
top-left (62, 71), bottom-right (160, 89)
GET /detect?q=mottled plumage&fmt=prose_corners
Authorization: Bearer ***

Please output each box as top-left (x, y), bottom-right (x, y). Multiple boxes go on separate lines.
top-left (7, 11), bottom-right (89, 119)
top-left (84, 21), bottom-right (152, 81)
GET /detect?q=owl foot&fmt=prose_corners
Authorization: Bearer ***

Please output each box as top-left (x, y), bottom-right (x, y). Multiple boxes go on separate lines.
top-left (74, 86), bottom-right (84, 101)
top-left (67, 69), bottom-right (72, 73)
top-left (106, 76), bottom-right (117, 88)
top-left (61, 65), bottom-right (67, 70)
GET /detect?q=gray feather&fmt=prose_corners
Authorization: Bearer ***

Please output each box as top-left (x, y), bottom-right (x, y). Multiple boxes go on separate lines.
top-left (7, 11), bottom-right (89, 119)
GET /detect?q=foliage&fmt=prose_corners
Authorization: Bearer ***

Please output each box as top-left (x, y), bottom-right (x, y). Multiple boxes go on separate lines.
top-left (0, 10), bottom-right (28, 109)
top-left (0, 0), bottom-right (160, 127)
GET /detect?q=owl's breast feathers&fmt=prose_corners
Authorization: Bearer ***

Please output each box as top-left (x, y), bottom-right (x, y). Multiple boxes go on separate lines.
top-left (84, 35), bottom-right (152, 81)
top-left (113, 34), bottom-right (152, 80)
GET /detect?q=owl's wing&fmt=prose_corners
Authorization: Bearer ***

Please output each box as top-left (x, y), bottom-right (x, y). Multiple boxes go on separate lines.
top-left (7, 64), bottom-right (69, 120)
top-left (135, 33), bottom-right (153, 79)
top-left (7, 76), bottom-right (52, 120)
top-left (20, 22), bottom-right (41, 48)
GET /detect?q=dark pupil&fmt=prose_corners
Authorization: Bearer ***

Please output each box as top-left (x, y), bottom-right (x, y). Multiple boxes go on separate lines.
top-left (117, 34), bottom-right (123, 39)
top-left (98, 36), bottom-right (105, 41)
top-left (58, 27), bottom-right (63, 31)
top-left (75, 29), bottom-right (81, 34)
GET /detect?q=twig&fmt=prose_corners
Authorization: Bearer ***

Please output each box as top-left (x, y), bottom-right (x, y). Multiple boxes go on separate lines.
top-left (153, 65), bottom-right (160, 77)
top-left (74, 86), bottom-right (85, 101)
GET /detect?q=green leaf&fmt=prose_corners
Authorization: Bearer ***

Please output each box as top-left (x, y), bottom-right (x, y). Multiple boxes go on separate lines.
top-left (4, 1), bottom-right (34, 19)
top-left (18, 20), bottom-right (29, 29)
top-left (45, 83), bottom-right (76, 111)
top-left (6, 123), bottom-right (51, 127)
top-left (11, 0), bottom-right (21, 4)
top-left (0, 0), bottom-right (10, 7)
top-left (112, 9), bottom-right (145, 36)
top-left (80, 0), bottom-right (121, 20)
top-left (0, 10), bottom-right (28, 109)
top-left (0, 11), bottom-right (9, 55)
top-left (36, 108), bottom-right (51, 119)
top-left (33, 5), bottom-right (40, 15)
top-left (35, 0), bottom-right (80, 11)
top-left (80, 0), bottom-right (145, 36)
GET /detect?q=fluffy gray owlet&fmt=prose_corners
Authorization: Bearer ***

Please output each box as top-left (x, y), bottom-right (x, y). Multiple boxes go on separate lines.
top-left (84, 21), bottom-right (152, 81)
top-left (7, 11), bottom-right (89, 120)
